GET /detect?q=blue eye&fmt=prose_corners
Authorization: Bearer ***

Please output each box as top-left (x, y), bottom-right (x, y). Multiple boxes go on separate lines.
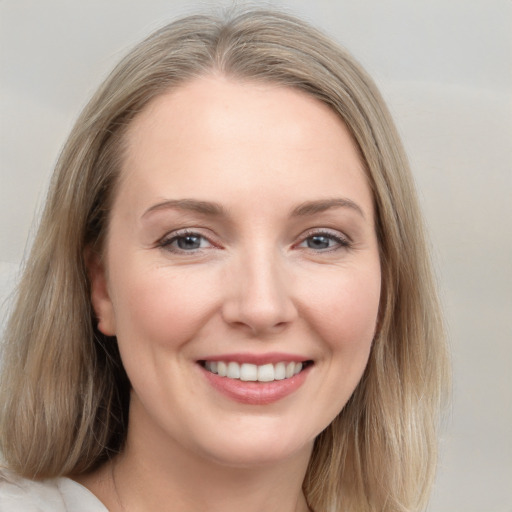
top-left (307, 235), bottom-right (333, 250)
top-left (175, 234), bottom-right (204, 250)
top-left (160, 232), bottom-right (212, 252)
top-left (298, 232), bottom-right (349, 251)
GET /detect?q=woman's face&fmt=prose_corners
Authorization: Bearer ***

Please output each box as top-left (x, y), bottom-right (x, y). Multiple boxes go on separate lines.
top-left (90, 77), bottom-right (381, 467)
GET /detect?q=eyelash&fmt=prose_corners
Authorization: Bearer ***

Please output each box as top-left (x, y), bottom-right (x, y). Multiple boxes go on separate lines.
top-left (157, 229), bottom-right (215, 254)
top-left (157, 228), bottom-right (351, 254)
top-left (295, 229), bottom-right (351, 252)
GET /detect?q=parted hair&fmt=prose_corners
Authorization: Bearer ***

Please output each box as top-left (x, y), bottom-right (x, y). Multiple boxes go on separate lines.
top-left (0, 8), bottom-right (449, 512)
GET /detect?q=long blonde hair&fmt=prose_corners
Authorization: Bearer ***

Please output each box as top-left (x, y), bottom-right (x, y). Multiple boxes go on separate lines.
top-left (0, 8), bottom-right (449, 511)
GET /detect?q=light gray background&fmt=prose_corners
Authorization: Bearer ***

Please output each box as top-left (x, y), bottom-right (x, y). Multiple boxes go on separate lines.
top-left (1, 1), bottom-right (511, 510)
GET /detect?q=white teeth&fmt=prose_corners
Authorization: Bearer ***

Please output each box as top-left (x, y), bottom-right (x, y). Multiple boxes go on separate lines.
top-left (274, 362), bottom-right (286, 380)
top-left (227, 361), bottom-right (240, 379)
top-left (257, 363), bottom-right (274, 382)
top-left (240, 363), bottom-right (258, 381)
top-left (203, 360), bottom-right (307, 382)
top-left (217, 361), bottom-right (227, 377)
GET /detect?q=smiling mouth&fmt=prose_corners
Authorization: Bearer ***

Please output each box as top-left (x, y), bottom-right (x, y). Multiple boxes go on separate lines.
top-left (199, 360), bottom-right (313, 382)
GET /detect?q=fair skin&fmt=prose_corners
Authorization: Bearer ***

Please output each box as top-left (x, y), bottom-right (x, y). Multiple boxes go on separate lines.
top-left (82, 76), bottom-right (381, 512)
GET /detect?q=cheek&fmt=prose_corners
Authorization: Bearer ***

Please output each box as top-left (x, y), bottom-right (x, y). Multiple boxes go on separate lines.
top-left (303, 266), bottom-right (381, 345)
top-left (289, 264), bottom-right (381, 431)
top-left (110, 265), bottom-right (221, 351)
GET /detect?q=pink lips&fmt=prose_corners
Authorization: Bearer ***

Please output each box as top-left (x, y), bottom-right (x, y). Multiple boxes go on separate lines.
top-left (199, 352), bottom-right (308, 365)
top-left (198, 353), bottom-right (312, 405)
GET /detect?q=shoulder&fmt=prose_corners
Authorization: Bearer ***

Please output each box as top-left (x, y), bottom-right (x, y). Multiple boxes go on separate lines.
top-left (0, 470), bottom-right (67, 512)
top-left (0, 470), bottom-right (108, 512)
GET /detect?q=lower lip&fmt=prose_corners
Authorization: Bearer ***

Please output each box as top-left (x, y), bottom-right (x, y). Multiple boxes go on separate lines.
top-left (200, 365), bottom-right (311, 405)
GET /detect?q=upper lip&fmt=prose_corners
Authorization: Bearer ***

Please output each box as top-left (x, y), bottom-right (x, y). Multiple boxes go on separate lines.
top-left (197, 352), bottom-right (311, 365)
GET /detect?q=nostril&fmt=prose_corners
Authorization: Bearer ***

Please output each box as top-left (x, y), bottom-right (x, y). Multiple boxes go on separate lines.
top-left (220, 267), bottom-right (298, 334)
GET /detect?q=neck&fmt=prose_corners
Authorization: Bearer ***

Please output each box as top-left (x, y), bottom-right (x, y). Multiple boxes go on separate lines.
top-left (114, 437), bottom-right (311, 512)
top-left (80, 402), bottom-right (313, 512)
top-left (116, 447), bottom-right (311, 512)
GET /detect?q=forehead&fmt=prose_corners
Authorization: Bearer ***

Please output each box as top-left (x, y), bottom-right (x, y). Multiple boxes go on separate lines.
top-left (116, 76), bottom-right (373, 218)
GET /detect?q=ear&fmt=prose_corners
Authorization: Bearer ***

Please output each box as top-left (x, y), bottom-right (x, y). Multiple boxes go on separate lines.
top-left (85, 247), bottom-right (116, 336)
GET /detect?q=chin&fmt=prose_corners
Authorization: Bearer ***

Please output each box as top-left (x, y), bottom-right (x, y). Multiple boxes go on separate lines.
top-left (204, 443), bottom-right (311, 469)
top-left (190, 422), bottom-right (316, 469)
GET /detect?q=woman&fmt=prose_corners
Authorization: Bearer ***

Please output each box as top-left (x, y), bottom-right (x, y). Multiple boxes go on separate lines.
top-left (0, 8), bottom-right (449, 512)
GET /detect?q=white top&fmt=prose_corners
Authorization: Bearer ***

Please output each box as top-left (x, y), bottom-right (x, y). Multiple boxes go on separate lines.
top-left (0, 472), bottom-right (108, 511)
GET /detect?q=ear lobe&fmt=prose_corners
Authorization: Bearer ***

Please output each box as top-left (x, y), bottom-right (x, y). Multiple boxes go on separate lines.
top-left (85, 248), bottom-right (116, 336)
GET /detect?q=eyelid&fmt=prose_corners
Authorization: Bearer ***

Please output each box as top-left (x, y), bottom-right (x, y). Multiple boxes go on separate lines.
top-left (156, 227), bottom-right (351, 254)
top-left (157, 228), bottom-right (220, 253)
top-left (294, 227), bottom-right (352, 250)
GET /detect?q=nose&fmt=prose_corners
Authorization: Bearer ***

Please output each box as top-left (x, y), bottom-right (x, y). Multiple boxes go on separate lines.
top-left (221, 249), bottom-right (298, 336)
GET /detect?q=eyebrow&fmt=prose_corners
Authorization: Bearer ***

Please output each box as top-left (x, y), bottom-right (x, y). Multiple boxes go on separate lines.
top-left (291, 198), bottom-right (366, 219)
top-left (142, 197), bottom-right (365, 220)
top-left (142, 199), bottom-right (226, 218)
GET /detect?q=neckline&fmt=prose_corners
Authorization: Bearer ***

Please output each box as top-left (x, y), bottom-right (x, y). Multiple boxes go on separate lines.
top-left (56, 476), bottom-right (110, 511)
